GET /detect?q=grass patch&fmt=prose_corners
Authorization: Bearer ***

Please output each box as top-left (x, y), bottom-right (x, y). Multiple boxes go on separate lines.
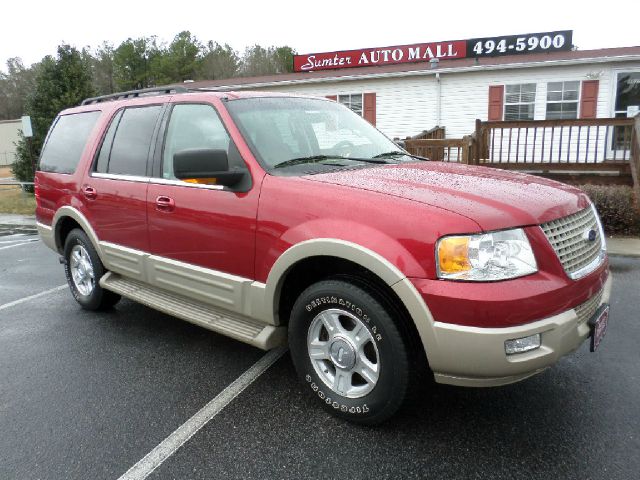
top-left (0, 186), bottom-right (36, 215)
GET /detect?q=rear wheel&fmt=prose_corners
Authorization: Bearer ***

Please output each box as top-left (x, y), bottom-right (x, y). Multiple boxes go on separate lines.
top-left (63, 229), bottom-right (120, 310)
top-left (288, 279), bottom-right (410, 424)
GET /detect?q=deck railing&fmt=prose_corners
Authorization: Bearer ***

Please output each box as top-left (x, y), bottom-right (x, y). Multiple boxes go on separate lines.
top-left (404, 137), bottom-right (474, 163)
top-left (475, 118), bottom-right (635, 165)
top-left (402, 117), bottom-right (640, 196)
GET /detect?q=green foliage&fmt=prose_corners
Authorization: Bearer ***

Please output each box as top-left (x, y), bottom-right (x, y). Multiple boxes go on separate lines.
top-left (272, 46), bottom-right (296, 74)
top-left (0, 57), bottom-right (38, 120)
top-left (240, 45), bottom-right (297, 77)
top-left (91, 42), bottom-right (115, 95)
top-left (580, 184), bottom-right (640, 236)
top-left (11, 45), bottom-right (94, 185)
top-left (11, 131), bottom-right (35, 191)
top-left (199, 41), bottom-right (239, 80)
top-left (113, 37), bottom-right (160, 90)
top-left (154, 31), bottom-right (203, 84)
top-left (1, 34), bottom-right (298, 123)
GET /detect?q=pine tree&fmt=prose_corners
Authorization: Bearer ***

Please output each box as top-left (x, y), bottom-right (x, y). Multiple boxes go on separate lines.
top-left (12, 45), bottom-right (95, 187)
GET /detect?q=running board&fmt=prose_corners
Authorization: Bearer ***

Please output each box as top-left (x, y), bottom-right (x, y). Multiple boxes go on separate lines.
top-left (100, 272), bottom-right (286, 350)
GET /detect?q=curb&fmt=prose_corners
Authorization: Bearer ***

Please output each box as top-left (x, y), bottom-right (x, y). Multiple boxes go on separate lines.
top-left (606, 237), bottom-right (640, 258)
top-left (0, 214), bottom-right (36, 227)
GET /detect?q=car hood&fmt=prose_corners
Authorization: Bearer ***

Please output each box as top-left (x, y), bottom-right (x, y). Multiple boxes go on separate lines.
top-left (303, 162), bottom-right (591, 231)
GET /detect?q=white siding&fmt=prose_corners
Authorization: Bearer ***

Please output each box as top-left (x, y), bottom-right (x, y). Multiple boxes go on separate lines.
top-left (247, 60), bottom-right (640, 142)
top-left (256, 77), bottom-right (438, 140)
top-left (0, 120), bottom-right (21, 166)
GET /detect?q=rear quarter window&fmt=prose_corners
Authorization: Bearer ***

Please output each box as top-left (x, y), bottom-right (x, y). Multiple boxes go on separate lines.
top-left (39, 111), bottom-right (101, 174)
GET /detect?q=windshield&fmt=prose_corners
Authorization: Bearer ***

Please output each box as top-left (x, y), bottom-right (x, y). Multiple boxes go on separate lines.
top-left (225, 96), bottom-right (413, 174)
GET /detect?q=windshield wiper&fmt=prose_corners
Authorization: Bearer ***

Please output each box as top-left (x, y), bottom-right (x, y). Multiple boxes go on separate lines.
top-left (273, 155), bottom-right (389, 169)
top-left (273, 155), bottom-right (349, 169)
top-left (374, 150), bottom-right (429, 162)
top-left (372, 151), bottom-right (408, 159)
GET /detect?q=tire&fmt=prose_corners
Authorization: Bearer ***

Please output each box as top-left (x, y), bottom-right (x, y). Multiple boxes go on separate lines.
top-left (289, 279), bottom-right (410, 424)
top-left (63, 229), bottom-right (121, 310)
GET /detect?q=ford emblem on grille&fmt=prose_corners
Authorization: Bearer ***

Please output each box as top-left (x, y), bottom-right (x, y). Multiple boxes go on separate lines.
top-left (582, 228), bottom-right (597, 242)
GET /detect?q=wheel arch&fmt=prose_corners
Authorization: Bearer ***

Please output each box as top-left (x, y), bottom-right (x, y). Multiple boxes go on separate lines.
top-left (264, 239), bottom-right (439, 362)
top-left (52, 207), bottom-right (104, 261)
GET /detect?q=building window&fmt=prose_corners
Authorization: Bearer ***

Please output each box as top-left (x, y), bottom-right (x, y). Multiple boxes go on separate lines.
top-left (613, 72), bottom-right (640, 150)
top-left (504, 84), bottom-right (536, 120)
top-left (546, 81), bottom-right (579, 119)
top-left (338, 94), bottom-right (363, 116)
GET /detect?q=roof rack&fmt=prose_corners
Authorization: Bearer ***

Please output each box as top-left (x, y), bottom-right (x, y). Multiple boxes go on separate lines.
top-left (81, 86), bottom-right (189, 106)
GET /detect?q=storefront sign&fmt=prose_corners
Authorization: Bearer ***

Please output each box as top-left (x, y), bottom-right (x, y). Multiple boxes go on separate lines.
top-left (293, 30), bottom-right (573, 72)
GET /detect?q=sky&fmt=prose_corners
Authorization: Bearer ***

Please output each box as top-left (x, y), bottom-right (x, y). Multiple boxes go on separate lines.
top-left (1, 0), bottom-right (639, 72)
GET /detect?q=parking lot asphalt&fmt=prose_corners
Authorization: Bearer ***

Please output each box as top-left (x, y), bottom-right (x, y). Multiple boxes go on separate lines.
top-left (1, 237), bottom-right (639, 480)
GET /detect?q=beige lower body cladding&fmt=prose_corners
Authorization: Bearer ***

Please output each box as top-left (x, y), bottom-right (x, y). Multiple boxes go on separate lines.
top-left (428, 274), bottom-right (613, 387)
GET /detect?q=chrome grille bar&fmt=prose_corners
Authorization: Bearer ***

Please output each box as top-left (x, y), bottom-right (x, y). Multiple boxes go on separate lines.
top-left (540, 205), bottom-right (606, 280)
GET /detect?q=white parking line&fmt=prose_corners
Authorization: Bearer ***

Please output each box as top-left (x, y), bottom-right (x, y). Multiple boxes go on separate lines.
top-left (0, 236), bottom-right (31, 243)
top-left (0, 239), bottom-right (39, 250)
top-left (117, 346), bottom-right (288, 480)
top-left (0, 284), bottom-right (67, 312)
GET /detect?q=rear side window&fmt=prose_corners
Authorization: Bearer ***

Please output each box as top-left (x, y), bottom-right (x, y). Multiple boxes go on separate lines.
top-left (39, 111), bottom-right (101, 174)
top-left (96, 105), bottom-right (161, 176)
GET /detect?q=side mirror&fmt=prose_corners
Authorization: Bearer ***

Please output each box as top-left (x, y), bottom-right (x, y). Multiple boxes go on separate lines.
top-left (173, 149), bottom-right (244, 187)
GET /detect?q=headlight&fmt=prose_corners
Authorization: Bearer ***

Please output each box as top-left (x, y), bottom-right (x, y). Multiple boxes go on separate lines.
top-left (437, 228), bottom-right (537, 281)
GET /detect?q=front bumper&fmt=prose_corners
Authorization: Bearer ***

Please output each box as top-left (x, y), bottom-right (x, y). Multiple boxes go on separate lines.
top-left (414, 272), bottom-right (612, 387)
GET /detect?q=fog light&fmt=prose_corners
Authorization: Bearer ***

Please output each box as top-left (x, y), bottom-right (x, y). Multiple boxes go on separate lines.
top-left (505, 333), bottom-right (541, 355)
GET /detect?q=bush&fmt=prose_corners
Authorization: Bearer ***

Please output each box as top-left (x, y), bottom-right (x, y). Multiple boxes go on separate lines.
top-left (579, 184), bottom-right (640, 236)
top-left (11, 132), bottom-right (35, 192)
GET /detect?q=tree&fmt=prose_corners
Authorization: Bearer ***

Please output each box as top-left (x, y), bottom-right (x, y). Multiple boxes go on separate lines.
top-left (113, 37), bottom-right (160, 90)
top-left (0, 58), bottom-right (38, 120)
top-left (155, 31), bottom-right (203, 85)
top-left (240, 45), bottom-right (271, 77)
top-left (92, 42), bottom-right (115, 95)
top-left (272, 46), bottom-right (296, 74)
top-left (240, 45), bottom-right (297, 77)
top-left (11, 45), bottom-right (95, 185)
top-left (199, 41), bottom-right (239, 80)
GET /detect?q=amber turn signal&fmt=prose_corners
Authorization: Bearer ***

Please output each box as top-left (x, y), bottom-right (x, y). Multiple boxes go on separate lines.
top-left (437, 236), bottom-right (472, 275)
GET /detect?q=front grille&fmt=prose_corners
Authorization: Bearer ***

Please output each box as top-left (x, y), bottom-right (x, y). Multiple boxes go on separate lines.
top-left (540, 206), bottom-right (604, 279)
top-left (575, 288), bottom-right (604, 326)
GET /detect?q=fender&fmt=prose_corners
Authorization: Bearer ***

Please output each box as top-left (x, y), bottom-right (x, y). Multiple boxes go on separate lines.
top-left (261, 238), bottom-right (439, 362)
top-left (50, 206), bottom-right (105, 261)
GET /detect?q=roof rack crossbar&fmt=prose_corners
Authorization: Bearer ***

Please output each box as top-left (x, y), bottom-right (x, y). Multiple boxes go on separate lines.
top-left (81, 86), bottom-right (189, 106)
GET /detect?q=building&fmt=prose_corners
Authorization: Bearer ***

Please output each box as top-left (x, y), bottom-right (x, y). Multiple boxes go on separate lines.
top-left (0, 119), bottom-right (21, 166)
top-left (180, 31), bottom-right (640, 142)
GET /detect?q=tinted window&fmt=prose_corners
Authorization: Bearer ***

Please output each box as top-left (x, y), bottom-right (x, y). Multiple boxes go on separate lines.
top-left (162, 104), bottom-right (230, 179)
top-left (95, 110), bottom-right (123, 173)
top-left (107, 106), bottom-right (161, 176)
top-left (39, 111), bottom-right (101, 174)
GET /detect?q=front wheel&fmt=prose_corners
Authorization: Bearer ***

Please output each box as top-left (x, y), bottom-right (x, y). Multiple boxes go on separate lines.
top-left (63, 229), bottom-right (121, 310)
top-left (288, 279), bottom-right (409, 424)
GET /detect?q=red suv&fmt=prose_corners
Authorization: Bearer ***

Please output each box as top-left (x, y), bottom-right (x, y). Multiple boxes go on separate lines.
top-left (35, 88), bottom-right (611, 424)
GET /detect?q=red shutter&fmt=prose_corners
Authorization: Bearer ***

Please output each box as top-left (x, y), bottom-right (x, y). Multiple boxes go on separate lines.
top-left (363, 92), bottom-right (376, 126)
top-left (488, 85), bottom-right (504, 121)
top-left (580, 80), bottom-right (599, 119)
top-left (326, 95), bottom-right (337, 101)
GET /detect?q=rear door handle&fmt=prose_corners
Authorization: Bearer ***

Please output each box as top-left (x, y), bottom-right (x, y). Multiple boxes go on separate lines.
top-left (82, 186), bottom-right (97, 200)
top-left (155, 195), bottom-right (175, 212)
